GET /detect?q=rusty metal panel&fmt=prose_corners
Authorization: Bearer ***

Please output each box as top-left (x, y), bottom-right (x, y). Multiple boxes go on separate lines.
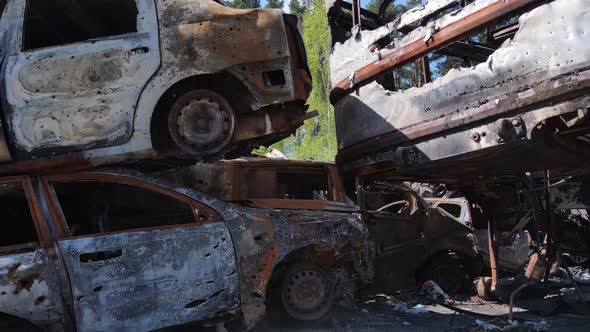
top-left (58, 223), bottom-right (239, 331)
top-left (3, 0), bottom-right (160, 154)
top-left (156, 0), bottom-right (295, 108)
top-left (329, 0), bottom-right (590, 177)
top-left (222, 205), bottom-right (372, 328)
top-left (0, 248), bottom-right (65, 329)
top-left (70, 0), bottom-right (309, 168)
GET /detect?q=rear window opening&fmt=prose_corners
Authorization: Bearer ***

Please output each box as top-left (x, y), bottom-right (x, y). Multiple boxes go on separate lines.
top-left (241, 167), bottom-right (332, 200)
top-left (276, 172), bottom-right (330, 200)
top-left (23, 0), bottom-right (138, 50)
top-left (0, 183), bottom-right (38, 248)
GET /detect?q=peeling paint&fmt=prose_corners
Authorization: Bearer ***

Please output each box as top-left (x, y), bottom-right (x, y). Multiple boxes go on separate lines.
top-left (58, 224), bottom-right (240, 331)
top-left (0, 248), bottom-right (65, 329)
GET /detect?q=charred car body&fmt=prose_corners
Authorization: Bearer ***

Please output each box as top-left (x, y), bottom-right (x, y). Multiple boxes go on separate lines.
top-left (0, 169), bottom-right (369, 331)
top-left (327, 0), bottom-right (590, 293)
top-left (0, 0), bottom-right (312, 176)
top-left (327, 0), bottom-right (590, 181)
top-left (160, 158), bottom-right (481, 293)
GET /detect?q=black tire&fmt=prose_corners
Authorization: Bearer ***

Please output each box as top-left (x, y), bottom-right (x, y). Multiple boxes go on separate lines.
top-left (279, 264), bottom-right (336, 321)
top-left (167, 89), bottom-right (235, 157)
top-left (417, 253), bottom-right (468, 294)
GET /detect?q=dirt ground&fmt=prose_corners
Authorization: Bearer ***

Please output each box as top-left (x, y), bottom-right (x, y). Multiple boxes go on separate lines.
top-left (252, 286), bottom-right (590, 332)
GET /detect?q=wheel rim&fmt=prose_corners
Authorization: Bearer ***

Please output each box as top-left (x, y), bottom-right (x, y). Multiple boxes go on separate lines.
top-left (168, 90), bottom-right (235, 156)
top-left (281, 267), bottom-right (334, 320)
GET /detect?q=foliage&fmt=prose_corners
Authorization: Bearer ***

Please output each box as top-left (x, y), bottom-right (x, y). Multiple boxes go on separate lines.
top-left (259, 0), bottom-right (468, 160)
top-left (271, 0), bottom-right (336, 161)
top-left (366, 0), bottom-right (469, 82)
top-left (227, 0), bottom-right (260, 9)
top-left (289, 0), bottom-right (309, 19)
top-left (265, 0), bottom-right (284, 9)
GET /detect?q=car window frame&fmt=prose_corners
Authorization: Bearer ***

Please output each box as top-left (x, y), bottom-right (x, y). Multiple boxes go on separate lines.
top-left (0, 175), bottom-right (52, 253)
top-left (19, 0), bottom-right (145, 53)
top-left (41, 172), bottom-right (221, 240)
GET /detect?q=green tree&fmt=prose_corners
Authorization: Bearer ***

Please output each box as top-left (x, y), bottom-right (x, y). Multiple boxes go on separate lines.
top-left (289, 0), bottom-right (308, 18)
top-left (265, 0), bottom-right (284, 8)
top-left (366, 0), bottom-right (405, 20)
top-left (272, 0), bottom-right (336, 161)
top-left (228, 0), bottom-right (260, 9)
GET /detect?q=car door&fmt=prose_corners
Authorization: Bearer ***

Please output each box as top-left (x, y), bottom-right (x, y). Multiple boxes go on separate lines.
top-left (2, 0), bottom-right (159, 154)
top-left (363, 188), bottom-right (426, 290)
top-left (42, 173), bottom-right (240, 331)
top-left (0, 176), bottom-right (65, 330)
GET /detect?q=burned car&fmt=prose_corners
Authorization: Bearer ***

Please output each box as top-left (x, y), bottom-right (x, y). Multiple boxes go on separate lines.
top-left (0, 0), bottom-right (312, 175)
top-left (0, 169), bottom-right (369, 331)
top-left (328, 0), bottom-right (590, 181)
top-left (161, 158), bottom-right (481, 292)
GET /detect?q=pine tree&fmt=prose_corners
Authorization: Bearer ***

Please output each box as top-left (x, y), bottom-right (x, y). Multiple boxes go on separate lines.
top-left (289, 0), bottom-right (308, 18)
top-left (265, 0), bottom-right (284, 9)
top-left (228, 0), bottom-right (261, 9)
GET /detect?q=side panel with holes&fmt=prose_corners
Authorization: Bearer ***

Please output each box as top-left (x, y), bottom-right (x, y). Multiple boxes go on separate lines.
top-left (3, 0), bottom-right (159, 155)
top-left (0, 248), bottom-right (65, 329)
top-left (328, 0), bottom-right (590, 179)
top-left (57, 223), bottom-right (239, 332)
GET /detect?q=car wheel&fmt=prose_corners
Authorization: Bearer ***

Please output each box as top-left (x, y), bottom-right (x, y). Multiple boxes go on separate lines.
top-left (168, 89), bottom-right (235, 157)
top-left (417, 253), bottom-right (467, 294)
top-left (280, 264), bottom-right (335, 321)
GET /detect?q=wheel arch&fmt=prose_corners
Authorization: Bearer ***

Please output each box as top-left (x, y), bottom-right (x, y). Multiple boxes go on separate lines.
top-left (266, 242), bottom-right (356, 295)
top-left (149, 71), bottom-right (257, 151)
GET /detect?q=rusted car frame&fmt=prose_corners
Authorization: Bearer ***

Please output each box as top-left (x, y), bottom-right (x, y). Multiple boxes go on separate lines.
top-left (330, 0), bottom-right (540, 101)
top-left (327, 0), bottom-right (590, 181)
top-left (0, 0), bottom-right (312, 176)
top-left (0, 169), bottom-right (369, 330)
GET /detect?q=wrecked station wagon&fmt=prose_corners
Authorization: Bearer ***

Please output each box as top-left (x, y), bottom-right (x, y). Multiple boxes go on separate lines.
top-left (0, 0), bottom-right (312, 175)
top-left (160, 158), bottom-right (482, 293)
top-left (0, 169), bottom-right (370, 331)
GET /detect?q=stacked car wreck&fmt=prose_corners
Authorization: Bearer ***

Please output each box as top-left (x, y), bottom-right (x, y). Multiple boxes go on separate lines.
top-left (1, 0), bottom-right (590, 330)
top-left (0, 0), bottom-right (369, 331)
top-left (0, 0), bottom-right (312, 174)
top-left (328, 0), bottom-right (590, 306)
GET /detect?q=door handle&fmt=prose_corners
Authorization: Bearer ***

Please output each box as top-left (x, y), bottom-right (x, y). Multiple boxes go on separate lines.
top-left (79, 249), bottom-right (123, 263)
top-left (129, 46), bottom-right (149, 56)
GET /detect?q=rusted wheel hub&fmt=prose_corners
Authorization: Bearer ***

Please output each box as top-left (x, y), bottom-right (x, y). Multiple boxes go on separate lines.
top-left (168, 90), bottom-right (235, 156)
top-left (281, 265), bottom-right (335, 321)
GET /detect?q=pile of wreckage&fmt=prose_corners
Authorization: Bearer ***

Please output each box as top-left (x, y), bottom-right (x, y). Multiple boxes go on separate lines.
top-left (0, 0), bottom-right (589, 331)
